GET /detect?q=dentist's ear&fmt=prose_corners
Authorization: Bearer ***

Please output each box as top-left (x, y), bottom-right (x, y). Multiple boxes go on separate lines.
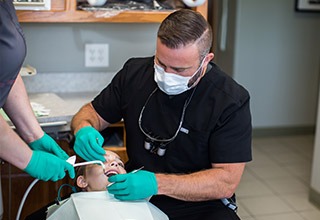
top-left (77, 176), bottom-right (88, 189)
top-left (204, 53), bottom-right (214, 66)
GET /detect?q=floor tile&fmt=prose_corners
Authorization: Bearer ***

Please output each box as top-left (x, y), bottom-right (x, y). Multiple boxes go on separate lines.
top-left (291, 147), bottom-right (314, 160)
top-left (283, 163), bottom-right (312, 185)
top-left (279, 135), bottom-right (314, 148)
top-left (264, 177), bottom-right (309, 194)
top-left (299, 209), bottom-right (320, 220)
top-left (280, 193), bottom-right (318, 211)
top-left (256, 141), bottom-right (291, 154)
top-left (239, 195), bottom-right (293, 216)
top-left (283, 163), bottom-right (312, 178)
top-left (254, 212), bottom-right (305, 220)
top-left (247, 151), bottom-right (275, 168)
top-left (237, 200), bottom-right (251, 218)
top-left (253, 137), bottom-right (283, 149)
top-left (236, 179), bottom-right (274, 198)
top-left (267, 151), bottom-right (309, 166)
top-left (240, 217), bottom-right (255, 220)
top-left (239, 135), bottom-right (319, 220)
top-left (279, 136), bottom-right (314, 159)
top-left (240, 168), bottom-right (258, 183)
top-left (249, 164), bottom-right (293, 180)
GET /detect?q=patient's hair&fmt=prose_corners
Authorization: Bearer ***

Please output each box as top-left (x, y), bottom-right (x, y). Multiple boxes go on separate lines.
top-left (74, 165), bottom-right (94, 192)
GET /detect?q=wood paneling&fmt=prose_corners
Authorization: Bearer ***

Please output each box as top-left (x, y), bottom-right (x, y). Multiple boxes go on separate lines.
top-left (51, 0), bottom-right (66, 11)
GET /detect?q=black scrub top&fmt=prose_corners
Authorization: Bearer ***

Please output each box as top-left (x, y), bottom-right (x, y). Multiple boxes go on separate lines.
top-left (92, 57), bottom-right (252, 218)
top-left (0, 0), bottom-right (26, 108)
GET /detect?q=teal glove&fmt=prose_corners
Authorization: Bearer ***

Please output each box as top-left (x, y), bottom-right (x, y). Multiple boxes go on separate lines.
top-left (107, 170), bottom-right (157, 200)
top-left (28, 132), bottom-right (69, 160)
top-left (24, 151), bottom-right (75, 181)
top-left (73, 126), bottom-right (105, 162)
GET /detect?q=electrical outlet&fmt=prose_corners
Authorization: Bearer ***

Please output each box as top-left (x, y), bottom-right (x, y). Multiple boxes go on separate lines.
top-left (85, 44), bottom-right (109, 67)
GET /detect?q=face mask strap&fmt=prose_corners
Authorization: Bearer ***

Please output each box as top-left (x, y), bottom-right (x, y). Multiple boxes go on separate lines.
top-left (187, 56), bottom-right (207, 88)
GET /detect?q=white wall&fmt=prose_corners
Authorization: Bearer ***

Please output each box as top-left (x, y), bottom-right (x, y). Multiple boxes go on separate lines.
top-left (21, 23), bottom-right (159, 73)
top-left (233, 0), bottom-right (320, 128)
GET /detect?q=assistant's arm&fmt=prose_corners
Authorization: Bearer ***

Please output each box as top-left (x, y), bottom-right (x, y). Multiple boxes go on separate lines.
top-left (3, 74), bottom-right (70, 160)
top-left (156, 163), bottom-right (245, 201)
top-left (0, 115), bottom-right (32, 170)
top-left (0, 116), bottom-right (75, 181)
top-left (3, 74), bottom-right (43, 143)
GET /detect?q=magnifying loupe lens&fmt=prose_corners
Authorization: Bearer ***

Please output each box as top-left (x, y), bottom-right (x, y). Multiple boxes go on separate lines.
top-left (144, 141), bottom-right (151, 150)
top-left (157, 148), bottom-right (166, 156)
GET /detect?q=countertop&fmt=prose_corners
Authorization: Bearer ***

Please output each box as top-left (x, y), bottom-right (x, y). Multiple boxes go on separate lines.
top-left (5, 92), bottom-right (99, 133)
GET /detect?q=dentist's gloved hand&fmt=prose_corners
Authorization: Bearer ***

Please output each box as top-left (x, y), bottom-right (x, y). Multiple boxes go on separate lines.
top-left (23, 151), bottom-right (75, 181)
top-left (107, 170), bottom-right (158, 200)
top-left (73, 126), bottom-right (105, 162)
top-left (28, 132), bottom-right (69, 160)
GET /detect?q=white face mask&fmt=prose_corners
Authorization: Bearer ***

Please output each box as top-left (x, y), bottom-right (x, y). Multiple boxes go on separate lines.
top-left (154, 58), bottom-right (205, 95)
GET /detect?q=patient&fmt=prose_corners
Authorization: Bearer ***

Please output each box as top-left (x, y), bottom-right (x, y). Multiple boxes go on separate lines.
top-left (75, 150), bottom-right (127, 192)
top-left (44, 150), bottom-right (169, 220)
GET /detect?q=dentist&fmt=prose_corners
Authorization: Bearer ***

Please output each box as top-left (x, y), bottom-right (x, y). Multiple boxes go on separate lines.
top-left (72, 9), bottom-right (251, 220)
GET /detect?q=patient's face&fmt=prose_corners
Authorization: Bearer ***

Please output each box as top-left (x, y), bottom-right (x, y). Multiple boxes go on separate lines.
top-left (79, 150), bottom-right (126, 192)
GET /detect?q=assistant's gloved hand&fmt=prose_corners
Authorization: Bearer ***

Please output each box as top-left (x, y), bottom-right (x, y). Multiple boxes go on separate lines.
top-left (107, 170), bottom-right (158, 200)
top-left (23, 151), bottom-right (75, 181)
top-left (28, 132), bottom-right (69, 160)
top-left (73, 126), bottom-right (105, 162)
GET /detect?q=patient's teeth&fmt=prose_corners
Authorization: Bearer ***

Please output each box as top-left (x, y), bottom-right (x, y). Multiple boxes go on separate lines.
top-left (105, 170), bottom-right (119, 177)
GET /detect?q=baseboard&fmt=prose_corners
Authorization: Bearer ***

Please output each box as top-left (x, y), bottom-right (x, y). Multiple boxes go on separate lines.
top-left (309, 187), bottom-right (320, 210)
top-left (252, 126), bottom-right (315, 138)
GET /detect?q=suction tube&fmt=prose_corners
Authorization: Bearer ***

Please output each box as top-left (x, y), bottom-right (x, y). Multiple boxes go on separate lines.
top-left (16, 178), bottom-right (39, 220)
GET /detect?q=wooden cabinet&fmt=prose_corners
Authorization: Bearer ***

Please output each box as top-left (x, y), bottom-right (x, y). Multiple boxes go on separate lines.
top-left (105, 121), bottom-right (128, 163)
top-left (16, 0), bottom-right (208, 22)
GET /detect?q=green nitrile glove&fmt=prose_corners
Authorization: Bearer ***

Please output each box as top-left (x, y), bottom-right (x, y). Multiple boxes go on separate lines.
top-left (28, 132), bottom-right (69, 160)
top-left (73, 126), bottom-right (105, 162)
top-left (23, 151), bottom-right (75, 181)
top-left (107, 170), bottom-right (158, 200)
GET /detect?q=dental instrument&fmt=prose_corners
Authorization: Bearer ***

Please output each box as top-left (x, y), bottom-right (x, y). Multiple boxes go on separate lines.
top-left (107, 166), bottom-right (144, 187)
top-left (67, 155), bottom-right (106, 172)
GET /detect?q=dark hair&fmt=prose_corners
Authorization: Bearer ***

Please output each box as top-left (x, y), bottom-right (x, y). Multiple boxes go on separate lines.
top-left (157, 9), bottom-right (212, 60)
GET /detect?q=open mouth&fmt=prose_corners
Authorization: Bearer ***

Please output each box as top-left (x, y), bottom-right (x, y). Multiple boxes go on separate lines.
top-left (105, 169), bottom-right (119, 178)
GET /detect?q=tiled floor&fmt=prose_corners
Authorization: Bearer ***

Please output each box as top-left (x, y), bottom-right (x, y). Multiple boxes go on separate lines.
top-left (236, 135), bottom-right (320, 220)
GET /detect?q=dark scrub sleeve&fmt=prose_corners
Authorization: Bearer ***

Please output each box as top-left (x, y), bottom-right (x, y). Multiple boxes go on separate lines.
top-left (91, 60), bottom-right (129, 124)
top-left (0, 0), bottom-right (26, 108)
top-left (209, 96), bottom-right (252, 163)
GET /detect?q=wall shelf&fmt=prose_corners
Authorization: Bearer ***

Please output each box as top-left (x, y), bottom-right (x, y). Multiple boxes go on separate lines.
top-left (16, 0), bottom-right (208, 23)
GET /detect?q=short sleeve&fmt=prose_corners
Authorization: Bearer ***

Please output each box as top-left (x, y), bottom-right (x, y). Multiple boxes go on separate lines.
top-left (91, 63), bottom-right (128, 124)
top-left (209, 97), bottom-right (252, 163)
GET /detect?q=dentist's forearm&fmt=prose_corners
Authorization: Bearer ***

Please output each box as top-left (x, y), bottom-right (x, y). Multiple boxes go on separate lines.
top-left (3, 74), bottom-right (43, 143)
top-left (155, 163), bottom-right (245, 202)
top-left (71, 103), bottom-right (109, 135)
